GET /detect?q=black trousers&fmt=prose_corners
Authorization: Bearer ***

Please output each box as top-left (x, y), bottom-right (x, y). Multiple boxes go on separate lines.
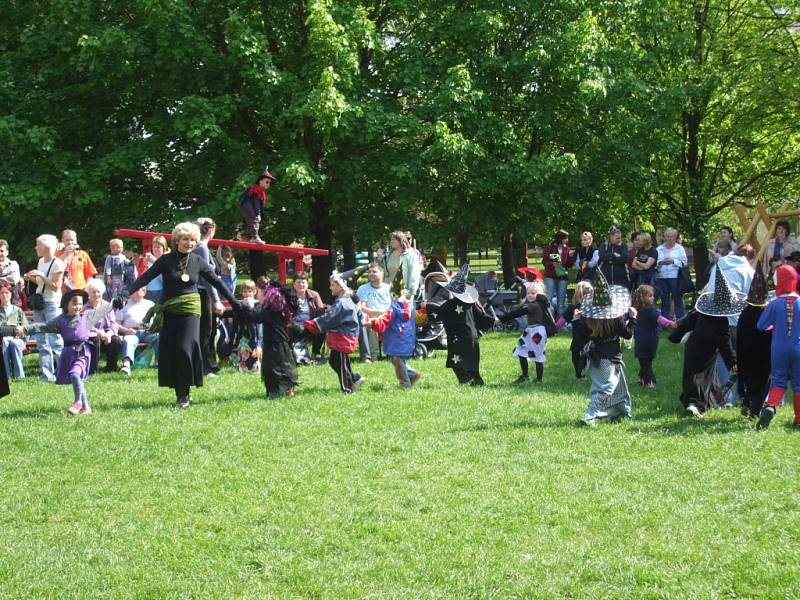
top-left (571, 347), bottom-right (586, 378)
top-left (239, 199), bottom-right (262, 239)
top-left (198, 289), bottom-right (219, 375)
top-left (454, 367), bottom-right (483, 385)
top-left (328, 350), bottom-right (359, 393)
top-left (89, 336), bottom-right (122, 373)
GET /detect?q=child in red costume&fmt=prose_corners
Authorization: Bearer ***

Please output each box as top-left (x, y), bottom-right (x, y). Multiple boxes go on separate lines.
top-left (756, 264), bottom-right (800, 430)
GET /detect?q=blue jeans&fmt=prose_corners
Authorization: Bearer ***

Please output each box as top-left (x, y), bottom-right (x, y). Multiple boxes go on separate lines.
top-left (657, 277), bottom-right (685, 320)
top-left (34, 302), bottom-right (63, 382)
top-left (544, 278), bottom-right (568, 318)
top-left (3, 337), bottom-right (26, 378)
top-left (122, 331), bottom-right (160, 363)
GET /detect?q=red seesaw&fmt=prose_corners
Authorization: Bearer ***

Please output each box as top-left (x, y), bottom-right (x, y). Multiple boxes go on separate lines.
top-left (114, 228), bottom-right (329, 283)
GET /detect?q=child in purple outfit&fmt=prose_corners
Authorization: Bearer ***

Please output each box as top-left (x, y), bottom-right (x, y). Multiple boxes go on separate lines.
top-left (23, 289), bottom-right (115, 415)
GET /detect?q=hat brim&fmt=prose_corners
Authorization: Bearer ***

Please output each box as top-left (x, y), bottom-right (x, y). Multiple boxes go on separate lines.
top-left (436, 280), bottom-right (479, 303)
top-left (695, 292), bottom-right (748, 316)
top-left (61, 289), bottom-right (90, 309)
top-left (580, 286), bottom-right (631, 319)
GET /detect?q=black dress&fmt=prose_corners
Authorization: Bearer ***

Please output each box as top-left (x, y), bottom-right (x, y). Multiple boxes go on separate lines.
top-left (427, 298), bottom-right (494, 383)
top-left (670, 311), bottom-right (736, 412)
top-left (736, 304), bottom-right (772, 416)
top-left (129, 252), bottom-right (239, 398)
top-left (241, 305), bottom-right (301, 396)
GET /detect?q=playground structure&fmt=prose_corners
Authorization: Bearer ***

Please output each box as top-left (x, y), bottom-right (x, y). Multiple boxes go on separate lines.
top-left (114, 228), bottom-right (329, 283)
top-left (734, 201), bottom-right (800, 263)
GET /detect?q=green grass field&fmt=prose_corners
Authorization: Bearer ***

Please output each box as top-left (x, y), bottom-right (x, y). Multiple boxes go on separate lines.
top-left (1, 332), bottom-right (799, 599)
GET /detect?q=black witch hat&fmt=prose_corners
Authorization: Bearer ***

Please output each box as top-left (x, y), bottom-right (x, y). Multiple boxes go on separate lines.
top-left (695, 266), bottom-right (747, 316)
top-left (746, 262), bottom-right (769, 307)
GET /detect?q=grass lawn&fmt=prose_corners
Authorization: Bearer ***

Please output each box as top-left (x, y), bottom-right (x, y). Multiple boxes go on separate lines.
top-left (1, 331), bottom-right (799, 599)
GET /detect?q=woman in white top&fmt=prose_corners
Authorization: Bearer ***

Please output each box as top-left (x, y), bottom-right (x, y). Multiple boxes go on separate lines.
top-left (23, 234), bottom-right (65, 382)
top-left (763, 219), bottom-right (799, 277)
top-left (656, 228), bottom-right (688, 320)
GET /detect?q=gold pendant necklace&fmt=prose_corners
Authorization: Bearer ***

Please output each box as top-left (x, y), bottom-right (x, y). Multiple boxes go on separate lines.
top-left (179, 254), bottom-right (191, 282)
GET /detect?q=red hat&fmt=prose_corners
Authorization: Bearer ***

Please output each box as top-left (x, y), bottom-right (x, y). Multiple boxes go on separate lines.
top-left (256, 168), bottom-right (276, 184)
top-left (775, 264), bottom-right (798, 297)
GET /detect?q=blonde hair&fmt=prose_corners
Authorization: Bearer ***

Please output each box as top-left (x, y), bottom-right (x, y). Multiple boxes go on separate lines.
top-left (527, 280), bottom-right (545, 297)
top-left (573, 281), bottom-right (592, 303)
top-left (241, 279), bottom-right (257, 292)
top-left (633, 284), bottom-right (655, 311)
top-left (36, 234), bottom-right (59, 252)
top-left (151, 235), bottom-right (170, 254)
top-left (171, 222), bottom-right (201, 249)
top-left (587, 318), bottom-right (616, 339)
top-left (109, 238), bottom-right (123, 248)
top-left (636, 232), bottom-right (652, 249)
top-left (581, 231), bottom-right (593, 243)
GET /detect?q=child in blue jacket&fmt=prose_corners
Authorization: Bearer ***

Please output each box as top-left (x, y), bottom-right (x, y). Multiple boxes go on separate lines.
top-left (367, 297), bottom-right (421, 388)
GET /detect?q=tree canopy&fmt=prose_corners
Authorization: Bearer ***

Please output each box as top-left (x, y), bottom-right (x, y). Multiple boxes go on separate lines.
top-left (2, 0), bottom-right (798, 284)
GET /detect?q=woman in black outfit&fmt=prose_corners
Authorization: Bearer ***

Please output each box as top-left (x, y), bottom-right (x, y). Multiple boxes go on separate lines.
top-left (597, 227), bottom-right (630, 288)
top-left (127, 223), bottom-right (241, 408)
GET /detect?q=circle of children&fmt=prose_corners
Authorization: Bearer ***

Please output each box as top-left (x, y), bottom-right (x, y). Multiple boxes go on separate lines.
top-left (1, 218), bottom-right (799, 431)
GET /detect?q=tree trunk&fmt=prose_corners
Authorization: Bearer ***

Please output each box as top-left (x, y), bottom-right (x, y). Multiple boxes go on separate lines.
top-left (454, 231), bottom-right (468, 266)
top-left (342, 235), bottom-right (355, 271)
top-left (309, 194), bottom-right (334, 297)
top-left (692, 240), bottom-right (711, 289)
top-left (248, 250), bottom-right (266, 281)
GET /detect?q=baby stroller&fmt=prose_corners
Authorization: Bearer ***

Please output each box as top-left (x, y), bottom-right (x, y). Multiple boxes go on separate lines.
top-left (481, 277), bottom-right (527, 331)
top-left (413, 268), bottom-right (451, 359)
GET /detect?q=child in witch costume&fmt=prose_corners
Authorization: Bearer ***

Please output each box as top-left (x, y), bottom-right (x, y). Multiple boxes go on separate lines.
top-left (304, 274), bottom-right (365, 393)
top-left (579, 270), bottom-right (638, 427)
top-left (755, 264), bottom-right (800, 429)
top-left (237, 281), bottom-right (300, 398)
top-left (669, 267), bottom-right (745, 418)
top-left (495, 279), bottom-right (557, 384)
top-left (23, 289), bottom-right (115, 415)
top-left (556, 280), bottom-right (593, 381)
top-left (736, 264), bottom-right (772, 419)
top-left (238, 168), bottom-right (276, 244)
top-left (424, 264), bottom-right (494, 385)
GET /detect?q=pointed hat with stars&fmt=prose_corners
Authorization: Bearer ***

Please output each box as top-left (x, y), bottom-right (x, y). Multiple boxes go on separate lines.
top-left (695, 265), bottom-right (747, 316)
top-left (437, 263), bottom-right (479, 303)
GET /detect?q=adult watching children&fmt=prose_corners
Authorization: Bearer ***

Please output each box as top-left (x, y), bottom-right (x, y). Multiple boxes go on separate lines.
top-left (85, 278), bottom-right (122, 374)
top-left (56, 229), bottom-right (97, 291)
top-left (597, 227), bottom-right (630, 288)
top-left (542, 229), bottom-right (575, 317)
top-left (656, 227), bottom-right (688, 320)
top-left (0, 283), bottom-right (27, 379)
top-left (23, 234), bottom-right (65, 383)
top-left (357, 263), bottom-right (392, 362)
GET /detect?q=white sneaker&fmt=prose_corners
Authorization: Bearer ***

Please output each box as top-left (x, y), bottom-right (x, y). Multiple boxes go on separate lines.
top-left (686, 403), bottom-right (703, 418)
top-left (120, 363), bottom-right (131, 376)
top-left (352, 376), bottom-right (366, 392)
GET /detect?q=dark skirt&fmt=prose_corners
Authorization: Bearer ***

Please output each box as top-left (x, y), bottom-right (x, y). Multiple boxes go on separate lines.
top-left (159, 312), bottom-right (203, 392)
top-left (261, 340), bottom-right (299, 393)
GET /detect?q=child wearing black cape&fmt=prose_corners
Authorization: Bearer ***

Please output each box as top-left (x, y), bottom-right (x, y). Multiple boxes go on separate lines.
top-left (423, 264), bottom-right (494, 385)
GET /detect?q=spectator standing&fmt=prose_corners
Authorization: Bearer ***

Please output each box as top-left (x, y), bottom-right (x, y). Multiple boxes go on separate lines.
top-left (630, 232), bottom-right (658, 290)
top-left (542, 229), bottom-right (576, 317)
top-left (763, 219), bottom-right (799, 277)
top-left (140, 235), bottom-right (169, 303)
top-left (56, 229), bottom-right (97, 291)
top-left (24, 234), bottom-right (65, 382)
top-left (656, 228), bottom-right (688, 320)
top-left (575, 232), bottom-right (597, 282)
top-left (104, 239), bottom-right (134, 300)
top-left (216, 246), bottom-right (237, 294)
top-left (382, 231), bottom-right (422, 300)
top-left (710, 226), bottom-right (738, 263)
top-left (292, 272), bottom-right (326, 364)
top-left (195, 218), bottom-right (224, 376)
top-left (597, 227), bottom-right (630, 288)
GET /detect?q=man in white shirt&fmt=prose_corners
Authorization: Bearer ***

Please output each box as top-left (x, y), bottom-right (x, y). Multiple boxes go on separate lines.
top-left (356, 264), bottom-right (393, 362)
top-left (116, 287), bottom-right (159, 375)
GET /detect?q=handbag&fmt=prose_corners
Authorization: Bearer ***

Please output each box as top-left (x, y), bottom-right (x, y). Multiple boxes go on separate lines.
top-left (27, 259), bottom-right (55, 311)
top-left (677, 265), bottom-right (695, 294)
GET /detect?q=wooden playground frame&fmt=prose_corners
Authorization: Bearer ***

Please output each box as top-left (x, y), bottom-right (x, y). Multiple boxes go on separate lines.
top-left (733, 201), bottom-right (800, 263)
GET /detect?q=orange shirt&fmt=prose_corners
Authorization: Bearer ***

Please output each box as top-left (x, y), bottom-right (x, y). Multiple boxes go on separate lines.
top-left (55, 249), bottom-right (98, 290)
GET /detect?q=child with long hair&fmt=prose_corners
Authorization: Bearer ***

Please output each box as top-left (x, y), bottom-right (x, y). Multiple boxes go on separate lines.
top-left (632, 285), bottom-right (675, 388)
top-left (579, 271), bottom-right (637, 426)
top-left (556, 280), bottom-right (593, 380)
top-left (23, 289), bottom-right (115, 415)
top-left (496, 280), bottom-right (555, 384)
top-left (239, 281), bottom-right (300, 398)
